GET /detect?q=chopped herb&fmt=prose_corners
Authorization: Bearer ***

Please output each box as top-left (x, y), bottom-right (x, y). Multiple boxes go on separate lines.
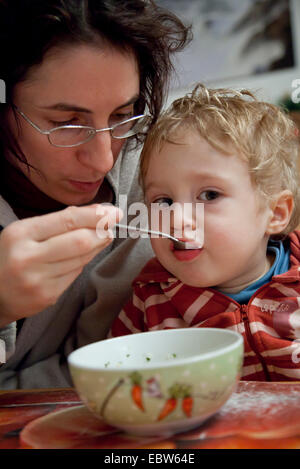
top-left (104, 361), bottom-right (110, 368)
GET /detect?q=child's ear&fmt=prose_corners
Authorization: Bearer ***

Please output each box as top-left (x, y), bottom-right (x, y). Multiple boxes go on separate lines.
top-left (265, 190), bottom-right (294, 235)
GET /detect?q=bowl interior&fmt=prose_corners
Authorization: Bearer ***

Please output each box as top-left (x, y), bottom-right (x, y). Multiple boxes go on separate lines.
top-left (68, 328), bottom-right (243, 370)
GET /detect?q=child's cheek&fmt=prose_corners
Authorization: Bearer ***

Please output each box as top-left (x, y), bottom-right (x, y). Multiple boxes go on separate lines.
top-left (150, 238), bottom-right (160, 256)
top-left (150, 238), bottom-right (168, 261)
top-left (205, 219), bottom-right (231, 244)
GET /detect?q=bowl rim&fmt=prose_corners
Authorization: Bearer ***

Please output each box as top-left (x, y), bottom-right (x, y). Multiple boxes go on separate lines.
top-left (68, 328), bottom-right (243, 372)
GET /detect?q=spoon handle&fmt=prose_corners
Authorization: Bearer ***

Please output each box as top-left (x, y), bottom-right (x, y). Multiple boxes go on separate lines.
top-left (115, 223), bottom-right (179, 242)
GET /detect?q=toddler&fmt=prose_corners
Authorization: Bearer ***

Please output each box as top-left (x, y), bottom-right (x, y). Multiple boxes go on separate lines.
top-left (110, 84), bottom-right (300, 381)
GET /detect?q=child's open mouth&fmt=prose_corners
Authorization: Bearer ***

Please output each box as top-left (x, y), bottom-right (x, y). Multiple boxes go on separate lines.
top-left (172, 248), bottom-right (202, 261)
top-left (170, 241), bottom-right (203, 261)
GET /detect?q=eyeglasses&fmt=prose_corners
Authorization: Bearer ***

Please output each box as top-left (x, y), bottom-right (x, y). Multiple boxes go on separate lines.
top-left (14, 106), bottom-right (149, 148)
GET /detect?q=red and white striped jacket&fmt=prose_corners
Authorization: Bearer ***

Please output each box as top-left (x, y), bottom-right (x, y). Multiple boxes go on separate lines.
top-left (110, 231), bottom-right (300, 381)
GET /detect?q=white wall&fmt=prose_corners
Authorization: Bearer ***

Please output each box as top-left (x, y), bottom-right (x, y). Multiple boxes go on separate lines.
top-left (167, 0), bottom-right (300, 105)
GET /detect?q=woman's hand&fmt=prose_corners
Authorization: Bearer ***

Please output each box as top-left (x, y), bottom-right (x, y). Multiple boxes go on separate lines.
top-left (0, 204), bottom-right (122, 327)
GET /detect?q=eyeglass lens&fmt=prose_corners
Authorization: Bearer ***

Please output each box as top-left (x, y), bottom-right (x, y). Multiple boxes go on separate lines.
top-left (49, 116), bottom-right (147, 147)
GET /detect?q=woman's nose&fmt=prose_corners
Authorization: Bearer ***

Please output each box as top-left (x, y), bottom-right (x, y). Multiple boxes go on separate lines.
top-left (76, 131), bottom-right (115, 174)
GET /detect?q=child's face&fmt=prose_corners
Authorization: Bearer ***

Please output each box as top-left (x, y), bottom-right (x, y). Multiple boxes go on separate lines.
top-left (144, 129), bottom-right (273, 292)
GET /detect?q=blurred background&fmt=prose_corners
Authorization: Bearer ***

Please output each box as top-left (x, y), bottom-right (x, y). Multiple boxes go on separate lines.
top-left (157, 0), bottom-right (300, 125)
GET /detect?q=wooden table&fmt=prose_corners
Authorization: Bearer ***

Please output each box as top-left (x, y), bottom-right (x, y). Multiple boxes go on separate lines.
top-left (1, 381), bottom-right (300, 449)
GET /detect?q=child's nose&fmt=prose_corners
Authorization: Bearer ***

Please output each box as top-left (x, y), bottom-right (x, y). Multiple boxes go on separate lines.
top-left (172, 203), bottom-right (196, 236)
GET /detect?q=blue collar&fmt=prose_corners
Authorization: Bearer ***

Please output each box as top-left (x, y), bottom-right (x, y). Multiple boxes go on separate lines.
top-left (217, 239), bottom-right (290, 304)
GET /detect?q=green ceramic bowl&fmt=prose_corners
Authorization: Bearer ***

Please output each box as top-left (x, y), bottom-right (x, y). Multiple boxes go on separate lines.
top-left (68, 328), bottom-right (243, 436)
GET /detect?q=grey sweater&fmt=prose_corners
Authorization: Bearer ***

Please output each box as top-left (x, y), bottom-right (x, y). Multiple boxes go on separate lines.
top-left (0, 147), bottom-right (153, 389)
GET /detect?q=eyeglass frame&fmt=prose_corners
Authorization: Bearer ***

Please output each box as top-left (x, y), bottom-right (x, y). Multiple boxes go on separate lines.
top-left (13, 105), bottom-right (147, 148)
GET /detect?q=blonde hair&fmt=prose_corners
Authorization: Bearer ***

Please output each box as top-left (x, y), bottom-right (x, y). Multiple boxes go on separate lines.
top-left (140, 83), bottom-right (300, 235)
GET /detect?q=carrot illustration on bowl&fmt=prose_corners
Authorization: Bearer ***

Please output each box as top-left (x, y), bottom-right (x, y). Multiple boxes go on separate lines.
top-left (157, 397), bottom-right (177, 421)
top-left (130, 372), bottom-right (145, 412)
top-left (182, 385), bottom-right (193, 417)
top-left (157, 383), bottom-right (181, 421)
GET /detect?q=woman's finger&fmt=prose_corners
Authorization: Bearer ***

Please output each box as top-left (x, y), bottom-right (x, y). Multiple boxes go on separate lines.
top-left (38, 223), bottom-right (113, 262)
top-left (41, 244), bottom-right (109, 277)
top-left (16, 204), bottom-right (121, 242)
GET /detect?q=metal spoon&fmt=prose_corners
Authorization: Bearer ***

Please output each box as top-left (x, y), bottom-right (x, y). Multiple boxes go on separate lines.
top-left (115, 223), bottom-right (202, 250)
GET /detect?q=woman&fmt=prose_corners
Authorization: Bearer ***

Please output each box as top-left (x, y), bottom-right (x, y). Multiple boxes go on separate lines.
top-left (0, 0), bottom-right (190, 389)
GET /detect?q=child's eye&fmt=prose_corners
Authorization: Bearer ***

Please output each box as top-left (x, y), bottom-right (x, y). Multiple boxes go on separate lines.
top-left (198, 190), bottom-right (220, 201)
top-left (152, 197), bottom-right (173, 207)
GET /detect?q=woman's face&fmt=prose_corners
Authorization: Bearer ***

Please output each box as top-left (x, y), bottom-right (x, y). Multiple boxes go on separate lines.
top-left (6, 44), bottom-right (140, 205)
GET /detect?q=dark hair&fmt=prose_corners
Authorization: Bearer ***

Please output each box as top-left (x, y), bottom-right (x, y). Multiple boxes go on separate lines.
top-left (0, 0), bottom-right (191, 162)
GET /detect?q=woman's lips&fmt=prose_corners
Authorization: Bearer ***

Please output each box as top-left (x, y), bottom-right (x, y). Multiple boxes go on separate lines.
top-left (68, 179), bottom-right (103, 192)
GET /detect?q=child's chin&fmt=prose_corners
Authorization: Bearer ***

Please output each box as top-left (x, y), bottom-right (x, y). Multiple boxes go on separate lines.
top-left (172, 270), bottom-right (210, 288)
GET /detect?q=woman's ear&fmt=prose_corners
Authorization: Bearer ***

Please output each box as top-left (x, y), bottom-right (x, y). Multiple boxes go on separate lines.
top-left (266, 190), bottom-right (294, 235)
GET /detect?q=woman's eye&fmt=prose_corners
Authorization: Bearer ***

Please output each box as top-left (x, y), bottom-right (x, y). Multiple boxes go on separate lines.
top-left (110, 112), bottom-right (134, 125)
top-left (50, 119), bottom-right (77, 127)
top-left (152, 197), bottom-right (173, 206)
top-left (199, 190), bottom-right (220, 201)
